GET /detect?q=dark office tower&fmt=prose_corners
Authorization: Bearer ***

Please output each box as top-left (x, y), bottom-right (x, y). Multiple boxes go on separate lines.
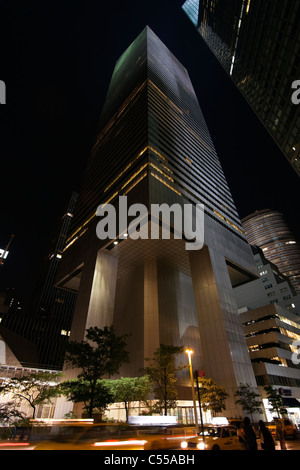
top-left (182, 0), bottom-right (300, 176)
top-left (0, 192), bottom-right (78, 369)
top-left (56, 27), bottom-right (260, 418)
top-left (242, 209), bottom-right (300, 295)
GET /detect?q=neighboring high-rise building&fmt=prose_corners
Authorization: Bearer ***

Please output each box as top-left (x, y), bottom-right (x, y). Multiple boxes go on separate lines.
top-left (0, 288), bottom-right (22, 317)
top-left (234, 246), bottom-right (300, 315)
top-left (55, 27), bottom-right (261, 419)
top-left (242, 209), bottom-right (300, 295)
top-left (239, 304), bottom-right (300, 425)
top-left (182, 0), bottom-right (300, 176)
top-left (0, 192), bottom-right (78, 369)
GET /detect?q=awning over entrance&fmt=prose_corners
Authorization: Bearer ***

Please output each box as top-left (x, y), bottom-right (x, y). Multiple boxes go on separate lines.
top-left (282, 398), bottom-right (300, 408)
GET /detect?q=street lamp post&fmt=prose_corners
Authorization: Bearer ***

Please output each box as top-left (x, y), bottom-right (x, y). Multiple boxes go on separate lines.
top-left (185, 349), bottom-right (199, 434)
top-left (195, 373), bottom-right (205, 443)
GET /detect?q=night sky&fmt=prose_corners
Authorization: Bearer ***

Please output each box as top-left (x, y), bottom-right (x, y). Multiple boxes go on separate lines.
top-left (0, 0), bottom-right (299, 303)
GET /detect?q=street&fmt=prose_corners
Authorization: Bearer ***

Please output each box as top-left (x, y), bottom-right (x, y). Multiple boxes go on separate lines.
top-left (279, 438), bottom-right (300, 451)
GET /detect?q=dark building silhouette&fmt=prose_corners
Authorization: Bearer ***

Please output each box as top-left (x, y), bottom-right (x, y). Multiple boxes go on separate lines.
top-left (182, 0), bottom-right (300, 176)
top-left (0, 192), bottom-right (78, 369)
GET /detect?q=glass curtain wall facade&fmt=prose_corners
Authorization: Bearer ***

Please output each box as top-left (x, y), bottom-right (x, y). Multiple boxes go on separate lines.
top-left (65, 26), bottom-right (244, 250)
top-left (55, 27), bottom-right (261, 418)
top-left (242, 209), bottom-right (300, 295)
top-left (182, 0), bottom-right (300, 176)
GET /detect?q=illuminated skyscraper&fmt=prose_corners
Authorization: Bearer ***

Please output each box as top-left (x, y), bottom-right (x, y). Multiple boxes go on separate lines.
top-left (56, 27), bottom-right (260, 418)
top-left (242, 209), bottom-right (300, 295)
top-left (182, 0), bottom-right (300, 175)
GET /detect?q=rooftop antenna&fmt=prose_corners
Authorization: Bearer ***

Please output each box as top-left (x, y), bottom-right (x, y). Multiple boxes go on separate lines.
top-left (0, 234), bottom-right (15, 266)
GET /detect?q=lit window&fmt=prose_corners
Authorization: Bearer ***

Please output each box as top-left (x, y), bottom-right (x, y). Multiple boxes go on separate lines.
top-left (61, 330), bottom-right (70, 336)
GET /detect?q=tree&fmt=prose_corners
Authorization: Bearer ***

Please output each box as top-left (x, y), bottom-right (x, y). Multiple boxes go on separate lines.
top-left (0, 402), bottom-right (26, 427)
top-left (0, 371), bottom-right (61, 419)
top-left (63, 326), bottom-right (129, 418)
top-left (264, 385), bottom-right (287, 418)
top-left (141, 344), bottom-right (187, 416)
top-left (60, 379), bottom-right (115, 419)
top-left (234, 383), bottom-right (263, 422)
top-left (106, 376), bottom-right (152, 422)
top-left (197, 377), bottom-right (228, 416)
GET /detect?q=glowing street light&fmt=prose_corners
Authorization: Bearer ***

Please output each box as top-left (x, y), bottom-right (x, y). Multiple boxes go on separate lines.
top-left (185, 348), bottom-right (199, 434)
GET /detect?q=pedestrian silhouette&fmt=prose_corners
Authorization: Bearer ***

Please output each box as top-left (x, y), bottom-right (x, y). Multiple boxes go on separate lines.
top-left (243, 417), bottom-right (258, 450)
top-left (258, 420), bottom-right (275, 450)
